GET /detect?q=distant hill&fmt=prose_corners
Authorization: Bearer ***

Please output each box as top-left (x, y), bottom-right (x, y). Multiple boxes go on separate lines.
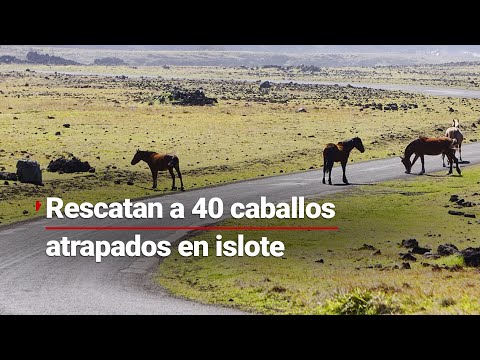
top-left (1, 45), bottom-right (480, 67)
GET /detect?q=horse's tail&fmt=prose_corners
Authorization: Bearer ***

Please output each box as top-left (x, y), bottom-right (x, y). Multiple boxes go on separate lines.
top-left (323, 148), bottom-right (334, 173)
top-left (167, 155), bottom-right (179, 168)
top-left (451, 138), bottom-right (458, 148)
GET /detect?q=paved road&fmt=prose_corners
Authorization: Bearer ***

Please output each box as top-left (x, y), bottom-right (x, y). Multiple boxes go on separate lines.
top-left (1, 143), bottom-right (479, 314)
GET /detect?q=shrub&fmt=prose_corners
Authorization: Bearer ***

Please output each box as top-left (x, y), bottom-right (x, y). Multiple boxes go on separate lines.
top-left (322, 288), bottom-right (403, 315)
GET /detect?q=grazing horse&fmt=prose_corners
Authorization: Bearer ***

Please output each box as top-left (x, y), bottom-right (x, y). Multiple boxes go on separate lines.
top-left (131, 150), bottom-right (185, 191)
top-left (400, 137), bottom-right (460, 175)
top-left (443, 119), bottom-right (464, 166)
top-left (322, 137), bottom-right (365, 185)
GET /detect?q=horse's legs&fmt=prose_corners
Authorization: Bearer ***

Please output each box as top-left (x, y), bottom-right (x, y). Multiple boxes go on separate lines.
top-left (168, 167), bottom-right (176, 190)
top-left (151, 168), bottom-right (158, 189)
top-left (341, 160), bottom-right (348, 184)
top-left (446, 153), bottom-right (454, 175)
top-left (410, 154), bottom-right (419, 168)
top-left (322, 157), bottom-right (326, 185)
top-left (459, 142), bottom-right (462, 162)
top-left (451, 152), bottom-right (461, 175)
top-left (442, 153), bottom-right (446, 167)
top-left (328, 160), bottom-right (333, 185)
top-left (419, 155), bottom-right (425, 175)
top-left (175, 165), bottom-right (185, 191)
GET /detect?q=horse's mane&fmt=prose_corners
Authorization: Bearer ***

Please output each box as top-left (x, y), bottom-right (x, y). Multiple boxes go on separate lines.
top-left (341, 137), bottom-right (360, 145)
top-left (138, 150), bottom-right (156, 155)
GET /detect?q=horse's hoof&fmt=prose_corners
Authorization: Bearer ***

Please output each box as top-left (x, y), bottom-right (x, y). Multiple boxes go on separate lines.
top-left (171, 187), bottom-right (177, 191)
top-left (328, 181), bottom-right (332, 185)
top-left (322, 179), bottom-right (326, 185)
top-left (442, 164), bottom-right (446, 168)
top-left (181, 188), bottom-right (186, 192)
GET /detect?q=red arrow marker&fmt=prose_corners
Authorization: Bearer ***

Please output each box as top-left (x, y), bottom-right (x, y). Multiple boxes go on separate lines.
top-left (35, 200), bottom-right (42, 212)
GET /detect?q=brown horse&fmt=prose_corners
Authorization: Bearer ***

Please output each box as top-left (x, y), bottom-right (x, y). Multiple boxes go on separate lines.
top-left (400, 137), bottom-right (460, 175)
top-left (131, 150), bottom-right (185, 191)
top-left (322, 137), bottom-right (365, 185)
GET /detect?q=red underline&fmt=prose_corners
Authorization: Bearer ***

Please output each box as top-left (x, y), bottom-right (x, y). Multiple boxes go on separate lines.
top-left (44, 226), bottom-right (339, 231)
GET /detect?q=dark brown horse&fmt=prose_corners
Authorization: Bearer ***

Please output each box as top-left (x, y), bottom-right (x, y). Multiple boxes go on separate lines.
top-left (323, 137), bottom-right (365, 185)
top-left (400, 137), bottom-right (460, 175)
top-left (131, 150), bottom-right (185, 191)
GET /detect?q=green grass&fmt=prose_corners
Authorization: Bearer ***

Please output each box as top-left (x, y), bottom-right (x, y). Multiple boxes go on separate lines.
top-left (158, 165), bottom-right (480, 314)
top-left (1, 67), bottom-right (479, 225)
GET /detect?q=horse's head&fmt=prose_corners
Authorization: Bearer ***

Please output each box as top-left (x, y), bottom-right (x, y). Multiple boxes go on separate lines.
top-left (352, 137), bottom-right (365, 153)
top-left (400, 156), bottom-right (412, 174)
top-left (131, 149), bottom-right (144, 165)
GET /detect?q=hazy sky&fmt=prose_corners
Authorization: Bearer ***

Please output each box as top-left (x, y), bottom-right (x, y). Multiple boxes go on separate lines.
top-left (44, 45), bottom-right (480, 56)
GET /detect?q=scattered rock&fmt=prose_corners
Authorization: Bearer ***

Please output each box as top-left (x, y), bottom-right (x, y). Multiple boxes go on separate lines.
top-left (431, 264), bottom-right (442, 272)
top-left (357, 244), bottom-right (377, 251)
top-left (47, 156), bottom-right (94, 173)
top-left (400, 253), bottom-right (417, 261)
top-left (55, 132), bottom-right (61, 136)
top-left (401, 262), bottom-right (411, 270)
top-left (0, 172), bottom-right (17, 181)
top-left (401, 239), bottom-right (418, 248)
top-left (296, 107), bottom-right (307, 113)
top-left (437, 243), bottom-right (459, 256)
top-left (315, 259), bottom-right (324, 263)
top-left (448, 210), bottom-right (465, 216)
top-left (127, 181), bottom-right (134, 186)
top-left (259, 81), bottom-right (271, 89)
top-left (464, 213), bottom-right (476, 218)
top-left (23, 210), bottom-right (28, 215)
top-left (460, 247), bottom-right (480, 267)
top-left (449, 194), bottom-right (459, 202)
top-left (160, 89), bottom-right (217, 106)
top-left (411, 246), bottom-right (430, 255)
top-left (423, 251), bottom-right (441, 259)
top-left (63, 124), bottom-right (71, 128)
top-left (373, 250), bottom-right (381, 256)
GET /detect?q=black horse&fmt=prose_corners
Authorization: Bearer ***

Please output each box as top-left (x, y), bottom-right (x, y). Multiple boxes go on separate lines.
top-left (322, 137), bottom-right (365, 185)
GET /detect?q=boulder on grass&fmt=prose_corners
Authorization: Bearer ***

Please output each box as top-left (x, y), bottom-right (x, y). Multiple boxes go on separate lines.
top-left (16, 159), bottom-right (42, 185)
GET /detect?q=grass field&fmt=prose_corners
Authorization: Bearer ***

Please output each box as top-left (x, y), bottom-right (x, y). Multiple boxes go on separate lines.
top-left (158, 165), bottom-right (480, 314)
top-left (1, 67), bottom-right (479, 226)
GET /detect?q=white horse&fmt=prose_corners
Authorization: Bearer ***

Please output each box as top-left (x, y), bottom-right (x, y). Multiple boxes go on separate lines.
top-left (442, 119), bottom-right (464, 166)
